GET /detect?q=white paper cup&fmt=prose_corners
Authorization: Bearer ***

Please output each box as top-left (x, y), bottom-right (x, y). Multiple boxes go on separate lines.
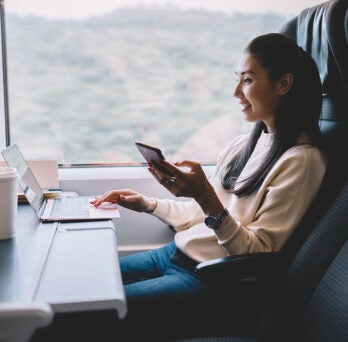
top-left (0, 167), bottom-right (19, 240)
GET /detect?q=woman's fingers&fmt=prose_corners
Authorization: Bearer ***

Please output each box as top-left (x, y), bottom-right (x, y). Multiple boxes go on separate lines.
top-left (90, 192), bottom-right (110, 206)
top-left (157, 160), bottom-right (180, 174)
top-left (91, 190), bottom-right (130, 207)
top-left (149, 164), bottom-right (178, 187)
top-left (149, 159), bottom-right (208, 199)
top-left (174, 160), bottom-right (203, 173)
top-left (90, 189), bottom-right (151, 213)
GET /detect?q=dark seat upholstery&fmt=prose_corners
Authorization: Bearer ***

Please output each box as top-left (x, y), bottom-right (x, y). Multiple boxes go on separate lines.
top-left (171, 0), bottom-right (348, 340)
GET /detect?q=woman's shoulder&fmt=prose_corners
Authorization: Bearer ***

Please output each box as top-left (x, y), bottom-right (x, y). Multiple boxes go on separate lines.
top-left (282, 141), bottom-right (327, 167)
top-left (292, 133), bottom-right (325, 155)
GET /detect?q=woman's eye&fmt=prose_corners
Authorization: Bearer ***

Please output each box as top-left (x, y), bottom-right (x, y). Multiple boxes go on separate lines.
top-left (243, 78), bottom-right (252, 84)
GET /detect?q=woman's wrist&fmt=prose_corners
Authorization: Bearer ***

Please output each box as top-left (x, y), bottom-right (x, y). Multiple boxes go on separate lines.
top-left (195, 184), bottom-right (224, 215)
top-left (144, 197), bottom-right (158, 213)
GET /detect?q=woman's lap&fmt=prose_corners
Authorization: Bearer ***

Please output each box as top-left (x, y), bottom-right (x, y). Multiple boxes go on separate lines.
top-left (115, 243), bottom-right (244, 339)
top-left (120, 242), bottom-right (212, 315)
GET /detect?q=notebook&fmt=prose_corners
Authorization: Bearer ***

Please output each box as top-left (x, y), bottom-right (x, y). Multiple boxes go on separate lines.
top-left (1, 144), bottom-right (120, 222)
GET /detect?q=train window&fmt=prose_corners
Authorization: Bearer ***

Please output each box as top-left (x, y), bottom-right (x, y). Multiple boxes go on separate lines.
top-left (4, 0), bottom-right (323, 166)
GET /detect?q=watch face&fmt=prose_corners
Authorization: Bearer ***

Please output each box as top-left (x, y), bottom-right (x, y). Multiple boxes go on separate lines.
top-left (204, 216), bottom-right (219, 229)
top-left (204, 208), bottom-right (229, 229)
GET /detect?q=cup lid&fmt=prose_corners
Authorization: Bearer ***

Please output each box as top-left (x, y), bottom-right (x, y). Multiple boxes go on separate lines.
top-left (0, 167), bottom-right (18, 178)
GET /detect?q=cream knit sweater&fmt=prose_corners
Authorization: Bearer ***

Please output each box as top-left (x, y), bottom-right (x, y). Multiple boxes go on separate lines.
top-left (151, 131), bottom-right (327, 262)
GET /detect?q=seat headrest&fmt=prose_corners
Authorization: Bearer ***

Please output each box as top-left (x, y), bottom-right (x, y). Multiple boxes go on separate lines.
top-left (296, 4), bottom-right (330, 93)
top-left (279, 0), bottom-right (348, 129)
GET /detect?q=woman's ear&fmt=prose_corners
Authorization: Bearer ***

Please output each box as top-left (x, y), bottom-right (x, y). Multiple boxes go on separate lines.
top-left (277, 73), bottom-right (294, 95)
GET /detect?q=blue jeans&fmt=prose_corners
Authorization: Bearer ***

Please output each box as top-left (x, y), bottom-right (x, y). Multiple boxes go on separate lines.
top-left (121, 242), bottom-right (212, 311)
top-left (116, 243), bottom-right (246, 339)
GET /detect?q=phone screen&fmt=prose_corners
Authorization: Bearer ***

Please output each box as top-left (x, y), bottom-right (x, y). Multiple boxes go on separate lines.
top-left (135, 142), bottom-right (165, 164)
top-left (135, 142), bottom-right (174, 176)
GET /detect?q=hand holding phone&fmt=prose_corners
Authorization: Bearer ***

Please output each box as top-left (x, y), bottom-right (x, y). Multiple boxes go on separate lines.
top-left (135, 141), bottom-right (174, 176)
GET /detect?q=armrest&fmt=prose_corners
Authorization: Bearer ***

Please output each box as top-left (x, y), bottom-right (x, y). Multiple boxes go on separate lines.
top-left (195, 252), bottom-right (282, 285)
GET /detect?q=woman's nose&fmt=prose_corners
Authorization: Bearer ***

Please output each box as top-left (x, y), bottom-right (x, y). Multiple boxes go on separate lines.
top-left (233, 82), bottom-right (242, 98)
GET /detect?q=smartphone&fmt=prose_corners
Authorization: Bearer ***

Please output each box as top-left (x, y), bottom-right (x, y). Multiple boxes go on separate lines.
top-left (135, 141), bottom-right (174, 176)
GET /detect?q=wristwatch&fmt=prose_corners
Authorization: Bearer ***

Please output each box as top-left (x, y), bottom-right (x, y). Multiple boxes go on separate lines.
top-left (204, 208), bottom-right (229, 230)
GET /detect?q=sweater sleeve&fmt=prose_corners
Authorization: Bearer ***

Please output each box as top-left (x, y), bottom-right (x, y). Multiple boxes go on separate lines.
top-left (214, 146), bottom-right (327, 255)
top-left (152, 198), bottom-right (204, 231)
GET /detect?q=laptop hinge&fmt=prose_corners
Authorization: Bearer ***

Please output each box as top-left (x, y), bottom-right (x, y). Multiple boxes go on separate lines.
top-left (41, 198), bottom-right (54, 220)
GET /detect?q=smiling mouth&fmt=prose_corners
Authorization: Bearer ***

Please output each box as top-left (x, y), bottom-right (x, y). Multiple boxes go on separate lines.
top-left (240, 103), bottom-right (251, 110)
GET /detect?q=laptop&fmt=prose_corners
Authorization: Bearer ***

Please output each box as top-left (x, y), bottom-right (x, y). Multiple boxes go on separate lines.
top-left (1, 144), bottom-right (120, 222)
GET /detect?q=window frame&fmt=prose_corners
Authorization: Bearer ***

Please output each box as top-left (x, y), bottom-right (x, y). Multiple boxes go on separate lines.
top-left (0, 0), bottom-right (9, 152)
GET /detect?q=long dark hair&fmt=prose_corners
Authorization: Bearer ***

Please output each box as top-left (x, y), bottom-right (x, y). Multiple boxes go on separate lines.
top-left (223, 33), bottom-right (323, 197)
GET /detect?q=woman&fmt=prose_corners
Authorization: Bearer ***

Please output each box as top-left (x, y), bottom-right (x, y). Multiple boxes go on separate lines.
top-left (91, 33), bottom-right (327, 337)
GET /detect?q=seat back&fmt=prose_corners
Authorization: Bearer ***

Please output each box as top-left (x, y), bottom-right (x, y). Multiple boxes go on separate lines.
top-left (292, 234), bottom-right (348, 340)
top-left (277, 0), bottom-right (348, 271)
top-left (256, 180), bottom-right (348, 342)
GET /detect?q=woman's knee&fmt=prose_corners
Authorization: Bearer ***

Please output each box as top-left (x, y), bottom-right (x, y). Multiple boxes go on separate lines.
top-left (120, 242), bottom-right (177, 284)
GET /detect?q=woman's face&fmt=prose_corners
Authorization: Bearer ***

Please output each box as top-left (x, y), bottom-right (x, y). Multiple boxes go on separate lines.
top-left (234, 53), bottom-right (283, 133)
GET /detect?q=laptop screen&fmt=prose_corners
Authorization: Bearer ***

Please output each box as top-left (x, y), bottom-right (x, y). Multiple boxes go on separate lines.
top-left (1, 144), bottom-right (45, 214)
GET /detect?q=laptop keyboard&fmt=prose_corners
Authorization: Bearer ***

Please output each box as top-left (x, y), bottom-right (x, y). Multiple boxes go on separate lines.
top-left (51, 197), bottom-right (90, 218)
